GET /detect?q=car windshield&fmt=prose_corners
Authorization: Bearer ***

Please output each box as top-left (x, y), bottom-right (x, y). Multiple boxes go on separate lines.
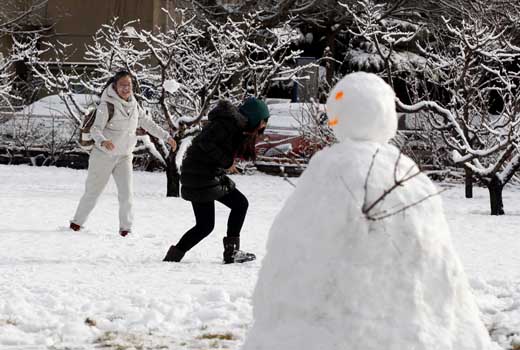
top-left (267, 103), bottom-right (326, 130)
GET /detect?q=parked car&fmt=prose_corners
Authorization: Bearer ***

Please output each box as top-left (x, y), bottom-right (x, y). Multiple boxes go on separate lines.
top-left (253, 101), bottom-right (331, 176)
top-left (252, 103), bottom-right (447, 177)
top-left (0, 94), bottom-right (99, 143)
top-left (0, 94), bottom-right (99, 167)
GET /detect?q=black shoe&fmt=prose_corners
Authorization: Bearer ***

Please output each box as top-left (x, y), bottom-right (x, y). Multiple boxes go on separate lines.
top-left (163, 245), bottom-right (185, 262)
top-left (223, 236), bottom-right (256, 264)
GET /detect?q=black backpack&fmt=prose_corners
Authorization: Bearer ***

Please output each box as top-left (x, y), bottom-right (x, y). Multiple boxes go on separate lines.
top-left (79, 102), bottom-right (114, 149)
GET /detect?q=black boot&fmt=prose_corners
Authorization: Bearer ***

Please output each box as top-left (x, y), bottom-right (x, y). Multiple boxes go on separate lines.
top-left (163, 245), bottom-right (185, 262)
top-left (223, 237), bottom-right (256, 264)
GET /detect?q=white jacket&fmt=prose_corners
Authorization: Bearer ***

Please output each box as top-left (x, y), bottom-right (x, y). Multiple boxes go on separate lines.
top-left (90, 85), bottom-right (170, 155)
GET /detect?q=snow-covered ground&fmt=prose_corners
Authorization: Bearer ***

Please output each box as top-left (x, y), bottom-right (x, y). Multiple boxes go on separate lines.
top-left (0, 164), bottom-right (520, 349)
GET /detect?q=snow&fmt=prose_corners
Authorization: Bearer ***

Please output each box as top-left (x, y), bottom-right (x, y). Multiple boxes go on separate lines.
top-left (163, 79), bottom-right (180, 94)
top-left (3, 72), bottom-right (520, 349)
top-left (0, 165), bottom-right (287, 349)
top-left (0, 165), bottom-right (520, 349)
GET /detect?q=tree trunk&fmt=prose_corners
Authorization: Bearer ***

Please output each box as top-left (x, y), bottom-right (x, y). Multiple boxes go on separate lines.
top-left (464, 166), bottom-right (473, 198)
top-left (166, 152), bottom-right (180, 197)
top-left (487, 175), bottom-right (504, 215)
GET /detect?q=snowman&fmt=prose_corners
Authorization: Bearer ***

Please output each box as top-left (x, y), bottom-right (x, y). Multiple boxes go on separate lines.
top-left (242, 72), bottom-right (496, 350)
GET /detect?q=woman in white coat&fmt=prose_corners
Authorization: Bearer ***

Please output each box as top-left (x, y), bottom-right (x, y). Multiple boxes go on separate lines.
top-left (70, 71), bottom-right (177, 236)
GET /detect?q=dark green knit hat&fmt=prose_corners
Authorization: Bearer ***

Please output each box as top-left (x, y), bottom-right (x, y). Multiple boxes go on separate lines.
top-left (239, 97), bottom-right (270, 130)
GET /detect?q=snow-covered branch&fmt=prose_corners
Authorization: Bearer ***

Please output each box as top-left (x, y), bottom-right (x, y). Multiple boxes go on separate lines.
top-left (0, 0), bottom-right (51, 35)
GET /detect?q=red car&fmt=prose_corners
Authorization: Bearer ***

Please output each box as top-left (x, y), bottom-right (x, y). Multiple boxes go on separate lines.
top-left (254, 102), bottom-right (331, 176)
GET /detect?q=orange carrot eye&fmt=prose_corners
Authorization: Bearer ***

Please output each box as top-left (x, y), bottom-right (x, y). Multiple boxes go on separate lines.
top-left (335, 91), bottom-right (344, 100)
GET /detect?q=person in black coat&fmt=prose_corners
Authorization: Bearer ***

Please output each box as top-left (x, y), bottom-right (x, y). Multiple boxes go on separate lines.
top-left (163, 97), bottom-right (270, 263)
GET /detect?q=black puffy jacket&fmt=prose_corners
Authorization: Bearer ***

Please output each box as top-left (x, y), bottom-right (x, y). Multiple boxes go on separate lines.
top-left (180, 100), bottom-right (247, 202)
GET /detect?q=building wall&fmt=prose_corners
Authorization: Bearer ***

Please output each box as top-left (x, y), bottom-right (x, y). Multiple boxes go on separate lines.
top-left (1, 1), bottom-right (178, 60)
top-left (1, 0), bottom-right (49, 56)
top-left (42, 0), bottom-right (176, 61)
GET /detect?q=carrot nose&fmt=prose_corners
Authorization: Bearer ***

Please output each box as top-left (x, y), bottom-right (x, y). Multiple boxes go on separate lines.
top-left (328, 117), bottom-right (339, 127)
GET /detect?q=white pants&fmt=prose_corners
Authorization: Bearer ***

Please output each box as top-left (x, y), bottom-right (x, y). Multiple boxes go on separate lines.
top-left (72, 148), bottom-right (134, 231)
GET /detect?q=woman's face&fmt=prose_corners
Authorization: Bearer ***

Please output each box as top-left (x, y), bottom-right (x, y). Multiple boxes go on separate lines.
top-left (115, 75), bottom-right (133, 101)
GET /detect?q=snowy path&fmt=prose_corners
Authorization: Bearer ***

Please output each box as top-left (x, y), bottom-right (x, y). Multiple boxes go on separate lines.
top-left (0, 165), bottom-right (519, 349)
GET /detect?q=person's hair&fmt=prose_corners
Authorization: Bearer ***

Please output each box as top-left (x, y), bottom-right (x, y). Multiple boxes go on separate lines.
top-left (100, 70), bottom-right (136, 96)
top-left (235, 124), bottom-right (266, 161)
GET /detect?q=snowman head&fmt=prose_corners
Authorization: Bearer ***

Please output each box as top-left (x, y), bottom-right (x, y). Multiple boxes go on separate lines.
top-left (326, 72), bottom-right (397, 144)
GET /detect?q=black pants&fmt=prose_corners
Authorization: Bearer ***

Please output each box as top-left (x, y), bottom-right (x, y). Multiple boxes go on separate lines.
top-left (176, 188), bottom-right (249, 252)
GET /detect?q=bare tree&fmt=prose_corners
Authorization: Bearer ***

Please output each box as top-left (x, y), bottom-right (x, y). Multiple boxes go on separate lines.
top-left (83, 19), bottom-right (155, 96)
top-left (130, 9), bottom-right (313, 196)
top-left (0, 0), bottom-right (50, 36)
top-left (209, 13), bottom-right (314, 98)
top-left (129, 9), bottom-right (226, 196)
top-left (189, 0), bottom-right (350, 84)
top-left (31, 40), bottom-right (87, 122)
top-left (0, 53), bottom-right (15, 109)
top-left (0, 1), bottom-right (54, 105)
top-left (0, 29), bottom-right (48, 111)
top-left (341, 0), bottom-right (427, 89)
top-left (401, 9), bottom-right (520, 215)
top-left (397, 15), bottom-right (520, 214)
top-left (190, 0), bottom-right (462, 84)
top-left (337, 0), bottom-right (520, 215)
top-left (16, 37), bottom-right (94, 163)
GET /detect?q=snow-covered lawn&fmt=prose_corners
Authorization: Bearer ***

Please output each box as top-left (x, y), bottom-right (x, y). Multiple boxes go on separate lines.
top-left (0, 164), bottom-right (519, 349)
